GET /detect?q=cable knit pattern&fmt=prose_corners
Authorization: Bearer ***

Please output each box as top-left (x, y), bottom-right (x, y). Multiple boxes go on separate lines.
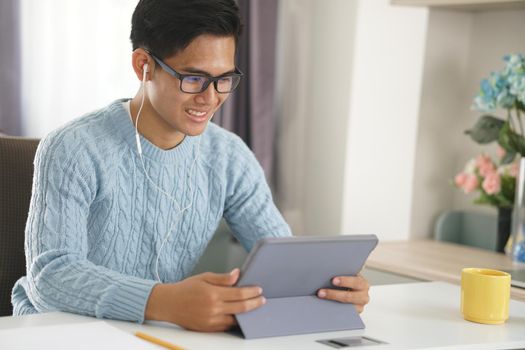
top-left (11, 99), bottom-right (291, 322)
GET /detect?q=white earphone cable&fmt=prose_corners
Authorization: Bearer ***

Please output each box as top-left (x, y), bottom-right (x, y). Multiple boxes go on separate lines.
top-left (133, 65), bottom-right (203, 282)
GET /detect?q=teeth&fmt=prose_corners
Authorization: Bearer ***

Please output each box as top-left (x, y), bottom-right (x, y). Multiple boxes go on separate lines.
top-left (187, 109), bottom-right (206, 117)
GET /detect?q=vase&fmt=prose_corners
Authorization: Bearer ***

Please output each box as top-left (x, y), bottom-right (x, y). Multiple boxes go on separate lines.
top-left (497, 207), bottom-right (512, 253)
top-left (508, 157), bottom-right (525, 262)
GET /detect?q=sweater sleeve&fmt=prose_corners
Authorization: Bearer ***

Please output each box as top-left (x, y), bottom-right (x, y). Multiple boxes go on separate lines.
top-left (222, 137), bottom-right (292, 252)
top-left (24, 134), bottom-right (157, 323)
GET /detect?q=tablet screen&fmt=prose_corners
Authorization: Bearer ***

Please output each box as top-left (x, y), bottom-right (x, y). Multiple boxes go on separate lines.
top-left (235, 234), bottom-right (378, 298)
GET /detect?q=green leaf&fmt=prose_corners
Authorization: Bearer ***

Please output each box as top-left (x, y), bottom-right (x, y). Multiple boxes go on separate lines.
top-left (499, 121), bottom-right (513, 151)
top-left (474, 192), bottom-right (500, 207)
top-left (499, 121), bottom-right (525, 156)
top-left (510, 133), bottom-right (525, 155)
top-left (464, 115), bottom-right (505, 144)
top-left (501, 150), bottom-right (517, 164)
top-left (517, 100), bottom-right (525, 113)
top-left (500, 174), bottom-right (516, 204)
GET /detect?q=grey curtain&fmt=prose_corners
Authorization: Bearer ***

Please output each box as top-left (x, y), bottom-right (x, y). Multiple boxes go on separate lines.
top-left (214, 0), bottom-right (279, 184)
top-left (0, 0), bottom-right (22, 135)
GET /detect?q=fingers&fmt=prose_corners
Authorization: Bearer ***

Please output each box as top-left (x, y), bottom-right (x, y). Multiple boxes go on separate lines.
top-left (316, 275), bottom-right (371, 313)
top-left (217, 285), bottom-right (263, 301)
top-left (317, 288), bottom-right (370, 307)
top-left (200, 268), bottom-right (263, 302)
top-left (200, 268), bottom-right (240, 286)
top-left (208, 315), bottom-right (237, 332)
top-left (221, 295), bottom-right (267, 314)
top-left (331, 274), bottom-right (369, 291)
top-left (188, 315), bottom-right (237, 332)
top-left (216, 315), bottom-right (237, 329)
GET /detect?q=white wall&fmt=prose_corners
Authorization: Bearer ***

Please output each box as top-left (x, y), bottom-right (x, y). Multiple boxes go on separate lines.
top-left (275, 0), bottom-right (359, 235)
top-left (341, 1), bottom-right (428, 240)
top-left (410, 10), bottom-right (473, 239)
top-left (274, 0), bottom-right (314, 234)
top-left (276, 0), bottom-right (429, 240)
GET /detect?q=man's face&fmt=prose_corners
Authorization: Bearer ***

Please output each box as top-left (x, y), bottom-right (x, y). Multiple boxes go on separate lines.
top-left (147, 34), bottom-right (236, 137)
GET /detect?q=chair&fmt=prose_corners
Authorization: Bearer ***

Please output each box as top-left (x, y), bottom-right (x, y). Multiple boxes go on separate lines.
top-left (0, 136), bottom-right (39, 316)
top-left (434, 210), bottom-right (498, 251)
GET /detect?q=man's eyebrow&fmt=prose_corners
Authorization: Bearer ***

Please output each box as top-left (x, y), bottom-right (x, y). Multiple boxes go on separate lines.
top-left (179, 67), bottom-right (237, 76)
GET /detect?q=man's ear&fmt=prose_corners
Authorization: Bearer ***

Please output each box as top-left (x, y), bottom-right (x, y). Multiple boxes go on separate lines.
top-left (131, 48), bottom-right (152, 82)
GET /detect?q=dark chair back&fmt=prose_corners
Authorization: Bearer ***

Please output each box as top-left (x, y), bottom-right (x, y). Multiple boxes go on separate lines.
top-left (0, 136), bottom-right (39, 316)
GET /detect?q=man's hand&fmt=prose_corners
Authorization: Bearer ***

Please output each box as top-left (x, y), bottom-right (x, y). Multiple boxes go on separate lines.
top-left (316, 274), bottom-right (370, 313)
top-left (145, 268), bottom-right (265, 332)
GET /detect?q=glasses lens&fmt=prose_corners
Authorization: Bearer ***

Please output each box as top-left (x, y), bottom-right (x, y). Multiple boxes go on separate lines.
top-left (216, 75), bottom-right (241, 93)
top-left (181, 76), bottom-right (208, 93)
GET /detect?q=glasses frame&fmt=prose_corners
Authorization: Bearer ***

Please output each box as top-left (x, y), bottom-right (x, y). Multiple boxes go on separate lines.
top-left (145, 50), bottom-right (244, 94)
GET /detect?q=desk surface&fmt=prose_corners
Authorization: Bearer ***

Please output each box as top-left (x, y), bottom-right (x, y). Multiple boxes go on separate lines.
top-left (1, 282), bottom-right (525, 349)
top-left (366, 239), bottom-right (525, 301)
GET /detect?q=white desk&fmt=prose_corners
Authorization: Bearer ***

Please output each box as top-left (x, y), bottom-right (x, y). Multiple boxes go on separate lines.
top-left (1, 282), bottom-right (525, 349)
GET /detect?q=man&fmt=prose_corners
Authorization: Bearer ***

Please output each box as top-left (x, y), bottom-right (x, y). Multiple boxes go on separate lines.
top-left (12, 0), bottom-right (370, 332)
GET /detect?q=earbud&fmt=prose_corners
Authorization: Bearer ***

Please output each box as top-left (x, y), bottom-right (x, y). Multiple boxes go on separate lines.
top-left (142, 63), bottom-right (149, 81)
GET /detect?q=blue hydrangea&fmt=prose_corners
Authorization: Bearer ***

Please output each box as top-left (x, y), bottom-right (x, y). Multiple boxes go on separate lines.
top-left (505, 53), bottom-right (525, 105)
top-left (504, 53), bottom-right (525, 75)
top-left (509, 74), bottom-right (525, 105)
top-left (473, 79), bottom-right (495, 112)
top-left (473, 53), bottom-right (525, 112)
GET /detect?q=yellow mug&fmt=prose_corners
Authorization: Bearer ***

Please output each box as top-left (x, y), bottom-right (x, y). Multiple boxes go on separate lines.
top-left (460, 268), bottom-right (511, 325)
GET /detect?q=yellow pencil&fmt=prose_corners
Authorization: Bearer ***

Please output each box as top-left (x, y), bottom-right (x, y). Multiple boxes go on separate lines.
top-left (135, 331), bottom-right (186, 350)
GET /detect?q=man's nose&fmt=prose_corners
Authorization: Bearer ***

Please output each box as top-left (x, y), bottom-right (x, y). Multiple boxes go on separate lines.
top-left (195, 82), bottom-right (218, 104)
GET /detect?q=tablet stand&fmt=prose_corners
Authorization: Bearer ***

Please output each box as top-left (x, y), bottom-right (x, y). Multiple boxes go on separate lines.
top-left (236, 295), bottom-right (364, 339)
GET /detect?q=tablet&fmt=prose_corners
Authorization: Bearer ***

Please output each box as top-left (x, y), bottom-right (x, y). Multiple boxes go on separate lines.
top-left (233, 234), bottom-right (378, 338)
top-left (236, 234), bottom-right (378, 297)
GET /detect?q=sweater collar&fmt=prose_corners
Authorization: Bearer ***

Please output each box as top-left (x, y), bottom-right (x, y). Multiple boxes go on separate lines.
top-left (108, 98), bottom-right (199, 163)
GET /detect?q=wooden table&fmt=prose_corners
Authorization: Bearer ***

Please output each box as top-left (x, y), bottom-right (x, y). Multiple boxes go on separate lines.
top-left (366, 239), bottom-right (525, 301)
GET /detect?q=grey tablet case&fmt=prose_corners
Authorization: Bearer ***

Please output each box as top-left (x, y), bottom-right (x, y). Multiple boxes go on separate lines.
top-left (234, 234), bottom-right (378, 339)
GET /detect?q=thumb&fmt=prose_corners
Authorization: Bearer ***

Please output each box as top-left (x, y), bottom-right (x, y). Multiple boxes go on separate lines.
top-left (201, 268), bottom-right (240, 286)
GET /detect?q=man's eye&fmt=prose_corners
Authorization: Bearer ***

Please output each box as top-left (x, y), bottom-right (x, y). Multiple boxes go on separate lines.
top-left (185, 76), bottom-right (205, 84)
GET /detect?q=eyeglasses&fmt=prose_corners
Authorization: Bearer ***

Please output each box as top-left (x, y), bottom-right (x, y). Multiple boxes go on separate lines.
top-left (147, 51), bottom-right (243, 94)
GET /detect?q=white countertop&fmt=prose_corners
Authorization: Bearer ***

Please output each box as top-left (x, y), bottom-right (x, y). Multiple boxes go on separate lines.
top-left (2, 282), bottom-right (525, 349)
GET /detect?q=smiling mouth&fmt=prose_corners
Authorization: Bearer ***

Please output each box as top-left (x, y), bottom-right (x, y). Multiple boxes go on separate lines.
top-left (185, 108), bottom-right (209, 122)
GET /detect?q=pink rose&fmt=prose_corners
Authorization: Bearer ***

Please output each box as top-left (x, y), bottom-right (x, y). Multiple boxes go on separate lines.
top-left (476, 154), bottom-right (496, 177)
top-left (463, 174), bottom-right (479, 194)
top-left (455, 172), bottom-right (468, 188)
top-left (482, 172), bottom-right (501, 195)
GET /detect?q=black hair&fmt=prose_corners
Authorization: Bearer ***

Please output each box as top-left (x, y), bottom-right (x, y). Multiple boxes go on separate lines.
top-left (130, 0), bottom-right (242, 59)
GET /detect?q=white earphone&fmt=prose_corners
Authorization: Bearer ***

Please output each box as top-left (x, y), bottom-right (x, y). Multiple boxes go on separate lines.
top-left (134, 63), bottom-right (148, 155)
top-left (132, 59), bottom-right (204, 282)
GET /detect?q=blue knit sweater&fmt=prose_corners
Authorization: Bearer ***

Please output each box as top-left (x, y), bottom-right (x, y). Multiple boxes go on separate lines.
top-left (11, 99), bottom-right (291, 322)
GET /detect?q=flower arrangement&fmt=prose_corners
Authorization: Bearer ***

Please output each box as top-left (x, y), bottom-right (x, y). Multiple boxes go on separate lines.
top-left (465, 53), bottom-right (525, 160)
top-left (456, 53), bottom-right (525, 207)
top-left (456, 53), bottom-right (525, 261)
top-left (455, 150), bottom-right (518, 208)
